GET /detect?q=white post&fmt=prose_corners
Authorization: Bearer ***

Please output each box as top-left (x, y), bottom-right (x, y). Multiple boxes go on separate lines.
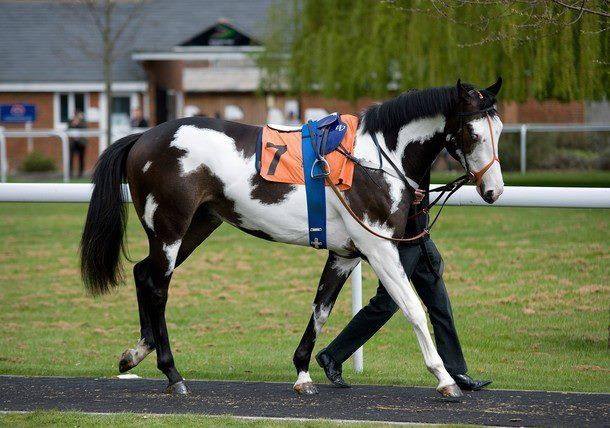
top-left (520, 124), bottom-right (527, 175)
top-left (99, 92), bottom-right (108, 154)
top-left (0, 128), bottom-right (7, 183)
top-left (57, 131), bottom-right (70, 183)
top-left (351, 261), bottom-right (363, 373)
top-left (25, 122), bottom-right (33, 153)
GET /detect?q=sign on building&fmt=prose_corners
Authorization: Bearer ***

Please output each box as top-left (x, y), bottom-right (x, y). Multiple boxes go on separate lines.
top-left (0, 104), bottom-right (36, 123)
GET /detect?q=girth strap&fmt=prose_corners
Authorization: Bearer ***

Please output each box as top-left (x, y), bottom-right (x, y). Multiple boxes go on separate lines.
top-left (302, 121), bottom-right (329, 249)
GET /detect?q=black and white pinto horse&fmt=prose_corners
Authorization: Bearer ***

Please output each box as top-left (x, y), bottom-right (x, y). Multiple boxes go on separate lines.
top-left (80, 79), bottom-right (504, 398)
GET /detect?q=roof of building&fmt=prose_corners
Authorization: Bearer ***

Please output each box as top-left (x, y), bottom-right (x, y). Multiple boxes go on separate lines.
top-left (0, 0), bottom-right (273, 84)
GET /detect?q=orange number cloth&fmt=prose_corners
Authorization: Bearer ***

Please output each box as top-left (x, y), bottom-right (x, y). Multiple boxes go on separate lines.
top-left (259, 114), bottom-right (358, 190)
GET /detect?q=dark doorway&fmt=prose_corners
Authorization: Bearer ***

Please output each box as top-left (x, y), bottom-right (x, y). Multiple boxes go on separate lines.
top-left (155, 87), bottom-right (168, 125)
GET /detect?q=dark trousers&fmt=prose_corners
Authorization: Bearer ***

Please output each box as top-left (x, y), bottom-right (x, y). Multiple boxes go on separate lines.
top-left (323, 239), bottom-right (467, 376)
top-left (69, 140), bottom-right (86, 178)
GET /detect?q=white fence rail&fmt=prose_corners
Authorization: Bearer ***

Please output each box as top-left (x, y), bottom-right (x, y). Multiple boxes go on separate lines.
top-left (0, 128), bottom-right (148, 183)
top-left (0, 123), bottom-right (608, 183)
top-left (502, 123), bottom-right (610, 174)
top-left (1, 182), bottom-right (609, 207)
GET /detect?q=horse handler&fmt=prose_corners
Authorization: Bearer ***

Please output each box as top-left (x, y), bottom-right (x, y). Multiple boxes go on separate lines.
top-left (316, 187), bottom-right (491, 392)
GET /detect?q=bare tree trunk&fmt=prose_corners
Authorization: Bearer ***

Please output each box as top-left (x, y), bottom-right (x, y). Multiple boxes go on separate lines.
top-left (103, 0), bottom-right (112, 148)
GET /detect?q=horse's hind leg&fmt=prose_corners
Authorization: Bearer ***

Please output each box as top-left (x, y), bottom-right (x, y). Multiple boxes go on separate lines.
top-left (119, 257), bottom-right (155, 373)
top-left (118, 206), bottom-right (221, 375)
top-left (293, 252), bottom-right (359, 395)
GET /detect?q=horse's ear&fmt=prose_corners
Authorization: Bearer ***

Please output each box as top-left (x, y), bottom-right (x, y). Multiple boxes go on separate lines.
top-left (485, 76), bottom-right (503, 96)
top-left (456, 79), bottom-right (469, 100)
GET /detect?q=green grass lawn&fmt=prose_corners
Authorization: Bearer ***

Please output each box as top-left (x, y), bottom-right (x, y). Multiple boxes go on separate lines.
top-left (0, 411), bottom-right (407, 428)
top-left (0, 203), bottom-right (608, 394)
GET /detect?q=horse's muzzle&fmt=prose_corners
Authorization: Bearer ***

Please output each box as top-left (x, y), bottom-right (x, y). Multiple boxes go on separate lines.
top-left (482, 190), bottom-right (495, 204)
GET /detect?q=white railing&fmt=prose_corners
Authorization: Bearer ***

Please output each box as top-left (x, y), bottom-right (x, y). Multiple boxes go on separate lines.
top-left (0, 128), bottom-right (148, 183)
top-left (1, 123), bottom-right (608, 182)
top-left (502, 123), bottom-right (610, 175)
top-left (1, 182), bottom-right (608, 373)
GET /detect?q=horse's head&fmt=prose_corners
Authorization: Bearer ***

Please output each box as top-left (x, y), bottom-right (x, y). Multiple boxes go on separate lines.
top-left (445, 78), bottom-right (504, 204)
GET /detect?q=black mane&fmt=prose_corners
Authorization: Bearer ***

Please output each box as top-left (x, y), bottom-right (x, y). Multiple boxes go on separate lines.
top-left (362, 86), bottom-right (466, 135)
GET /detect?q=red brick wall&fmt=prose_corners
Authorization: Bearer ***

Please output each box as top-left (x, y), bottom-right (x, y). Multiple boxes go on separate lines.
top-left (0, 92), bottom-right (57, 174)
top-left (302, 95), bottom-right (585, 124)
top-left (500, 100), bottom-right (584, 123)
top-left (0, 92), bottom-right (102, 174)
top-left (185, 92), bottom-right (269, 125)
top-left (300, 94), bottom-right (377, 116)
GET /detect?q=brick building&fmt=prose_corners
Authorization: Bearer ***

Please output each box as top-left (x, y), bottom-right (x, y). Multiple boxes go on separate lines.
top-left (0, 0), bottom-right (604, 174)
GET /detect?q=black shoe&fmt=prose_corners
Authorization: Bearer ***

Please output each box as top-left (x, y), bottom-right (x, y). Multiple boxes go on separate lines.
top-left (453, 374), bottom-right (492, 391)
top-left (315, 351), bottom-right (350, 388)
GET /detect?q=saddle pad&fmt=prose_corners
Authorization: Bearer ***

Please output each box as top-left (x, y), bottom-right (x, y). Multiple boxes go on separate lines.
top-left (259, 114), bottom-right (358, 190)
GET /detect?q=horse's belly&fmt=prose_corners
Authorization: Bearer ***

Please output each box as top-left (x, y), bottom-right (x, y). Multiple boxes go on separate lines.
top-left (230, 185), bottom-right (350, 251)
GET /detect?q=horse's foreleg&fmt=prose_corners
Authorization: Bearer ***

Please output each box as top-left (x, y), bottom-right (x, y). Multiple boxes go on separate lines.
top-left (362, 241), bottom-right (461, 397)
top-left (293, 252), bottom-right (359, 395)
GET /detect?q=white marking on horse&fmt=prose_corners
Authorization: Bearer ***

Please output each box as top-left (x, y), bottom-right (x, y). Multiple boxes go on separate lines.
top-left (142, 161), bottom-right (152, 173)
top-left (353, 129), bottom-right (405, 213)
top-left (125, 338), bottom-right (153, 366)
top-left (397, 115), bottom-right (446, 154)
top-left (162, 240), bottom-right (181, 276)
top-left (467, 115), bottom-right (504, 200)
top-left (143, 194), bottom-right (158, 231)
top-left (294, 371), bottom-right (313, 387)
top-left (313, 303), bottom-right (331, 334)
top-left (332, 256), bottom-right (360, 277)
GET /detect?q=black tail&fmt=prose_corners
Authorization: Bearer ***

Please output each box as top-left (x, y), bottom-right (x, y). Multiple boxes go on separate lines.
top-left (80, 133), bottom-right (141, 295)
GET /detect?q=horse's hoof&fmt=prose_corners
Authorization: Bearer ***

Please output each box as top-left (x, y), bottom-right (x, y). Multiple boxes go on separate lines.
top-left (118, 349), bottom-right (134, 373)
top-left (437, 383), bottom-right (463, 398)
top-left (166, 380), bottom-right (188, 395)
top-left (294, 382), bottom-right (318, 395)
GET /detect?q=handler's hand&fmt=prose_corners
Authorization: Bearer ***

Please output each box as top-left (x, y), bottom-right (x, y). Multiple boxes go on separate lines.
top-left (413, 189), bottom-right (425, 205)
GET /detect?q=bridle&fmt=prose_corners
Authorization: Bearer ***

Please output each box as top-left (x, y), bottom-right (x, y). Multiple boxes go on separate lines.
top-left (454, 103), bottom-right (500, 187)
top-left (326, 99), bottom-right (500, 244)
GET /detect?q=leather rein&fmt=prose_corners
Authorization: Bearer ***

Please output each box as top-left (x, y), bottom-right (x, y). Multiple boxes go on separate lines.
top-left (326, 105), bottom-right (498, 243)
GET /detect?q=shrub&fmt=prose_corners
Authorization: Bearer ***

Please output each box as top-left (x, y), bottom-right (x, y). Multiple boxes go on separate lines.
top-left (20, 151), bottom-right (56, 173)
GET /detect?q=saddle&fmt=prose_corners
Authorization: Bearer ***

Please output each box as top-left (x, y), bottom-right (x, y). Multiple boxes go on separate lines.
top-left (256, 113), bottom-right (359, 250)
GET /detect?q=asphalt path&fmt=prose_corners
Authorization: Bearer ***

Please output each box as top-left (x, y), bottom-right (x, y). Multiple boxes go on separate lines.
top-left (0, 375), bottom-right (607, 426)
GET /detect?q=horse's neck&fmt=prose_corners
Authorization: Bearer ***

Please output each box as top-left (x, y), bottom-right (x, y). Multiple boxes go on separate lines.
top-left (354, 115), bottom-right (446, 186)
top-left (391, 115), bottom-right (446, 185)
top-left (399, 133), bottom-right (445, 185)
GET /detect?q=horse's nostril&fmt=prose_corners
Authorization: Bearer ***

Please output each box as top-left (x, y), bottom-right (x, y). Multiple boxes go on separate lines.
top-left (483, 190), bottom-right (494, 203)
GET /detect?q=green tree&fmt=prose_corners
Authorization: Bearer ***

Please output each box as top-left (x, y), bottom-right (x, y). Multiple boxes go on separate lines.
top-left (258, 0), bottom-right (609, 102)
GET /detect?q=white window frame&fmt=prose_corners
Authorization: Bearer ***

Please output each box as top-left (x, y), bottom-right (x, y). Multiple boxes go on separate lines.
top-left (53, 92), bottom-right (90, 129)
top-left (111, 92), bottom-right (140, 116)
top-left (110, 92), bottom-right (141, 128)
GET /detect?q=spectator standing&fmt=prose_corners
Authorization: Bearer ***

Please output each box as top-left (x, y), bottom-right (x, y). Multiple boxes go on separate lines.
top-left (130, 107), bottom-right (149, 128)
top-left (68, 111), bottom-right (87, 178)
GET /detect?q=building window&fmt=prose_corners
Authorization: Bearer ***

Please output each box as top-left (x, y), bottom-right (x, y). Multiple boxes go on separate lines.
top-left (111, 96), bottom-right (131, 128)
top-left (60, 94), bottom-right (70, 123)
top-left (56, 93), bottom-right (88, 125)
top-left (74, 93), bottom-right (85, 114)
